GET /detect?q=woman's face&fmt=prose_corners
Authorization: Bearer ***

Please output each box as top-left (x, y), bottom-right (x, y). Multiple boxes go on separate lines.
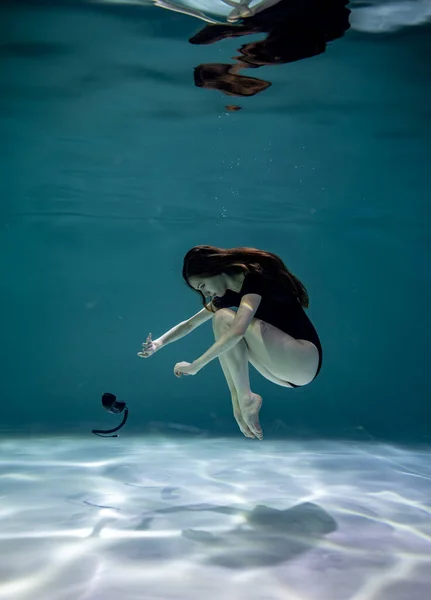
top-left (188, 274), bottom-right (226, 299)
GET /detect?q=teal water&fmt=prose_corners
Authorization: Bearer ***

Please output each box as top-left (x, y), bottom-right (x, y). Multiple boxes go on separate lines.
top-left (1, 1), bottom-right (431, 598)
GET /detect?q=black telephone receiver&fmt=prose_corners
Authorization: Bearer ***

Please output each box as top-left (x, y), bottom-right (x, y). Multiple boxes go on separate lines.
top-left (92, 393), bottom-right (129, 438)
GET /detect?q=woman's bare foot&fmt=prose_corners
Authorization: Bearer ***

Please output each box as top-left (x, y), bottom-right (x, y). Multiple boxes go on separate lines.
top-left (240, 393), bottom-right (263, 440)
top-left (232, 395), bottom-right (255, 439)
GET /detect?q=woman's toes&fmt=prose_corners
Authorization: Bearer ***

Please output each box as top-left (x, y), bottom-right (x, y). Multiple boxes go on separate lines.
top-left (239, 422), bottom-right (255, 438)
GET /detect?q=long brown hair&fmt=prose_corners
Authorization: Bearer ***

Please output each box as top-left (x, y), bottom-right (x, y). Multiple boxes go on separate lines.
top-left (182, 245), bottom-right (309, 310)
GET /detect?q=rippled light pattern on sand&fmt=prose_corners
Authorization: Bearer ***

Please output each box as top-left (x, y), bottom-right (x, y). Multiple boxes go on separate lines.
top-left (1, 437), bottom-right (431, 600)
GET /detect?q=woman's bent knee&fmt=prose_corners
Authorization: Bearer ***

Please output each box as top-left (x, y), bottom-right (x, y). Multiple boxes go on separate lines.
top-left (212, 308), bottom-right (235, 325)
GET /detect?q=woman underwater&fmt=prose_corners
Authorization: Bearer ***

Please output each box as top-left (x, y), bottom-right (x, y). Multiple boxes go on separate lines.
top-left (138, 245), bottom-right (322, 440)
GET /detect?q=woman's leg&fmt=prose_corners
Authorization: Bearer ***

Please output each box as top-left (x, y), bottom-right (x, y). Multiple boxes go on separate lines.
top-left (244, 319), bottom-right (320, 386)
top-left (213, 309), bottom-right (319, 387)
top-left (247, 354), bottom-right (295, 388)
top-left (211, 308), bottom-right (320, 438)
top-left (217, 353), bottom-right (256, 439)
top-left (212, 309), bottom-right (263, 439)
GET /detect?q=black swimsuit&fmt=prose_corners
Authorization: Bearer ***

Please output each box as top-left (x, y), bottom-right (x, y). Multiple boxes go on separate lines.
top-left (213, 271), bottom-right (322, 385)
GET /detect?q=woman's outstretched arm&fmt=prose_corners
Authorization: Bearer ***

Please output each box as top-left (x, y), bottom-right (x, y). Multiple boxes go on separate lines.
top-left (138, 306), bottom-right (215, 357)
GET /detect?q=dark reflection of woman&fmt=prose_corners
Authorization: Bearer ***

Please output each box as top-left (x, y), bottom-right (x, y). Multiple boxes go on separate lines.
top-left (190, 0), bottom-right (351, 97)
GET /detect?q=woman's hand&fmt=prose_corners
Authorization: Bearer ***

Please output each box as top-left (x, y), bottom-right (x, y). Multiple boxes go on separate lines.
top-left (137, 333), bottom-right (160, 358)
top-left (174, 361), bottom-right (200, 377)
